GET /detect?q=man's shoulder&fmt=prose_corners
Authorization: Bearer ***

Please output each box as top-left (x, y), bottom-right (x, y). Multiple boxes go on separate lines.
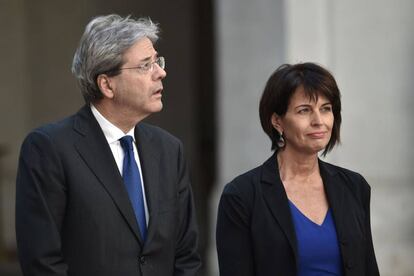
top-left (136, 122), bottom-right (181, 145)
top-left (25, 105), bottom-right (95, 141)
top-left (25, 113), bottom-right (77, 142)
top-left (18, 112), bottom-right (80, 160)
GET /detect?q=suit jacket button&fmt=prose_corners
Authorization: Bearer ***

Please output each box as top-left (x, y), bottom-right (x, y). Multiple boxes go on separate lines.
top-left (139, 256), bottom-right (147, 265)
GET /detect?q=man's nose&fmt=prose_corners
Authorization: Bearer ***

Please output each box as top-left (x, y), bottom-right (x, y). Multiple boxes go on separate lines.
top-left (153, 63), bottom-right (167, 80)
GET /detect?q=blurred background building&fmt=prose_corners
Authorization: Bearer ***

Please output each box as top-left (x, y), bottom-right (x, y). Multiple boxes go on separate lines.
top-left (0, 0), bottom-right (413, 275)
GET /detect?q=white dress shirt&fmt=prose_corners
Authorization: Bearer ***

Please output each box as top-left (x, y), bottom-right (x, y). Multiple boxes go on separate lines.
top-left (90, 104), bottom-right (149, 225)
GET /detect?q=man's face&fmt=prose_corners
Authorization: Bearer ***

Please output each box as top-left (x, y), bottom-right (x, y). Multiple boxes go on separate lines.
top-left (109, 37), bottom-right (167, 120)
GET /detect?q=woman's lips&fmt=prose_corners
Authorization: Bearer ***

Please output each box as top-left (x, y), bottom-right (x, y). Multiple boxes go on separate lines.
top-left (308, 132), bottom-right (327, 138)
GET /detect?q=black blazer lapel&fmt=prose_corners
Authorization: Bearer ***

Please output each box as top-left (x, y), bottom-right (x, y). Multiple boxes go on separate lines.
top-left (134, 124), bottom-right (161, 248)
top-left (319, 160), bottom-right (348, 264)
top-left (261, 154), bottom-right (299, 261)
top-left (73, 105), bottom-right (143, 244)
top-left (320, 160), bottom-right (375, 274)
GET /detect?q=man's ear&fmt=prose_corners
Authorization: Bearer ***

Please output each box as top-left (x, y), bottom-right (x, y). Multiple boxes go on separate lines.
top-left (96, 74), bottom-right (115, 99)
top-left (271, 113), bottom-right (283, 133)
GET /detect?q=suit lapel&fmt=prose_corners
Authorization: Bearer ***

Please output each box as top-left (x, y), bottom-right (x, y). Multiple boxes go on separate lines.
top-left (134, 124), bottom-right (161, 247)
top-left (72, 105), bottom-right (143, 244)
top-left (261, 154), bottom-right (299, 261)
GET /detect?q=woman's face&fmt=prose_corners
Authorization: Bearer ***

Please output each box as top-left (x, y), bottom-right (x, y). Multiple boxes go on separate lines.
top-left (272, 86), bottom-right (334, 155)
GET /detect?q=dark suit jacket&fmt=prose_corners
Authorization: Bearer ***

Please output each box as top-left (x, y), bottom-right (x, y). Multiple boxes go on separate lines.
top-left (216, 153), bottom-right (379, 276)
top-left (16, 105), bottom-right (201, 276)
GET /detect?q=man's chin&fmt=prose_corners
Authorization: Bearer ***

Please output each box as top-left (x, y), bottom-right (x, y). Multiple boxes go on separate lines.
top-left (151, 101), bottom-right (163, 113)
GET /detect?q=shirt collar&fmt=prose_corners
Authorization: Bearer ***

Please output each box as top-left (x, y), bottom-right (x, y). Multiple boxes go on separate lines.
top-left (90, 104), bottom-right (136, 144)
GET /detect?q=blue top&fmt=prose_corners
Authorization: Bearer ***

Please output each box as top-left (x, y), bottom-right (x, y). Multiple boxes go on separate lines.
top-left (288, 201), bottom-right (343, 276)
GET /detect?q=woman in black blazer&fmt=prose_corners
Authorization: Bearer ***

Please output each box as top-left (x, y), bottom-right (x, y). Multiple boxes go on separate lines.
top-left (216, 63), bottom-right (379, 276)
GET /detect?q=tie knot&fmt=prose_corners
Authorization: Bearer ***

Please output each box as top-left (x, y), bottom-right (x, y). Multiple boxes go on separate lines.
top-left (120, 135), bottom-right (134, 152)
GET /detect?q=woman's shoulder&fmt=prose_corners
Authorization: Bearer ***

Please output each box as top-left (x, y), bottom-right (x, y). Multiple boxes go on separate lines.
top-left (320, 160), bottom-right (371, 201)
top-left (321, 160), bottom-right (363, 178)
top-left (222, 164), bottom-right (263, 197)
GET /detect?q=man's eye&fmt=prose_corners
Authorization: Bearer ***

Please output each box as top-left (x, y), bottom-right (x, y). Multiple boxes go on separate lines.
top-left (139, 62), bottom-right (152, 70)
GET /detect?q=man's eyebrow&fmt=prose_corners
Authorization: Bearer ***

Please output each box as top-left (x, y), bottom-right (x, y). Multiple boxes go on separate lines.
top-left (139, 52), bottom-right (158, 62)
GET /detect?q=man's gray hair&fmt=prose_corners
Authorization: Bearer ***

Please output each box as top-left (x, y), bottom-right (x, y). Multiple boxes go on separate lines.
top-left (72, 14), bottom-right (159, 103)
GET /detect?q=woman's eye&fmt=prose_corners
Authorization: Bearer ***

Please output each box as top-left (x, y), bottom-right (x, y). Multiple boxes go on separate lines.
top-left (298, 108), bottom-right (309, 114)
top-left (321, 106), bottom-right (332, 112)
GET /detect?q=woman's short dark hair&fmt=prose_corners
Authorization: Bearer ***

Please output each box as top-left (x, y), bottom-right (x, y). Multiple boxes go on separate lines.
top-left (259, 62), bottom-right (342, 156)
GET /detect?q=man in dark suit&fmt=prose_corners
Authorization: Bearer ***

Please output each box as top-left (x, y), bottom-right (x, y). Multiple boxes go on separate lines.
top-left (16, 14), bottom-right (201, 276)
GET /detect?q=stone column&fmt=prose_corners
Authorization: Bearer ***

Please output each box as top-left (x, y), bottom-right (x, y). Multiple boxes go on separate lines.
top-left (212, 0), bottom-right (286, 274)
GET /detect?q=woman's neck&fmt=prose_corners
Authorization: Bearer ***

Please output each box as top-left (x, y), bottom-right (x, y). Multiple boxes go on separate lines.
top-left (277, 148), bottom-right (320, 183)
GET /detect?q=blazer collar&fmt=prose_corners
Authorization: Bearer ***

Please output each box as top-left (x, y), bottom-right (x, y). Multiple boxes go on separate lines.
top-left (73, 105), bottom-right (146, 245)
top-left (260, 154), bottom-right (346, 263)
top-left (318, 159), bottom-right (347, 245)
top-left (260, 153), bottom-right (299, 261)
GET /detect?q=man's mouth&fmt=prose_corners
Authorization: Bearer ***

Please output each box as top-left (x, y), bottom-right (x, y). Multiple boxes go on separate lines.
top-left (153, 88), bottom-right (163, 95)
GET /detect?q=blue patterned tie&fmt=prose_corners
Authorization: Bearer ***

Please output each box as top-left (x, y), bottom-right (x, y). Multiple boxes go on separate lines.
top-left (119, 135), bottom-right (147, 241)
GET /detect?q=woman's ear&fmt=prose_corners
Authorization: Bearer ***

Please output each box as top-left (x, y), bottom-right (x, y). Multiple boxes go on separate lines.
top-left (96, 74), bottom-right (115, 99)
top-left (271, 113), bottom-right (283, 133)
